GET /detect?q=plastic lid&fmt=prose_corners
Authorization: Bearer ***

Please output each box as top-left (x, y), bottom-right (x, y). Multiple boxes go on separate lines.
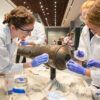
top-left (15, 77), bottom-right (27, 83)
top-left (74, 50), bottom-right (87, 61)
top-left (13, 88), bottom-right (25, 94)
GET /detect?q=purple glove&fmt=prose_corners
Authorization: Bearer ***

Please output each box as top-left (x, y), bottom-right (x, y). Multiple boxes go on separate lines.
top-left (87, 59), bottom-right (100, 68)
top-left (66, 59), bottom-right (86, 75)
top-left (76, 50), bottom-right (84, 57)
top-left (20, 41), bottom-right (29, 46)
top-left (31, 53), bottom-right (49, 67)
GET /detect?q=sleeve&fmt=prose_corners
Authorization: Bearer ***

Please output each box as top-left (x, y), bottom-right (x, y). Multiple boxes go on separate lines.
top-left (77, 26), bottom-right (89, 60)
top-left (27, 22), bottom-right (46, 45)
top-left (91, 69), bottom-right (100, 86)
top-left (10, 63), bottom-right (23, 74)
top-left (0, 37), bottom-right (24, 73)
top-left (33, 23), bottom-right (46, 44)
top-left (0, 38), bottom-right (10, 70)
top-left (78, 26), bottom-right (87, 51)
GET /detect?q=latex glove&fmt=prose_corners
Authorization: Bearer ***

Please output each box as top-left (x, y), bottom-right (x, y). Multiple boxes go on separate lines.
top-left (31, 53), bottom-right (49, 67)
top-left (66, 59), bottom-right (86, 75)
top-left (76, 50), bottom-right (84, 57)
top-left (74, 50), bottom-right (86, 61)
top-left (20, 41), bottom-right (29, 46)
top-left (7, 89), bottom-right (13, 95)
top-left (87, 59), bottom-right (100, 68)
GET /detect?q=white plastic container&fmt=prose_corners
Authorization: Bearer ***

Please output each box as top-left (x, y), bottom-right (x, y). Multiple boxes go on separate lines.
top-left (12, 88), bottom-right (29, 100)
top-left (14, 76), bottom-right (27, 90)
top-left (12, 76), bottom-right (30, 100)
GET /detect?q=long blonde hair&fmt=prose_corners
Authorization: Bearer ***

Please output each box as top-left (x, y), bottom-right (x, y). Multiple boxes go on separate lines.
top-left (81, 0), bottom-right (95, 10)
top-left (86, 0), bottom-right (100, 26)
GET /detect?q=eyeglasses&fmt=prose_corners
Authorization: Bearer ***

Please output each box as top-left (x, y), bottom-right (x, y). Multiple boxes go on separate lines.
top-left (18, 26), bottom-right (33, 34)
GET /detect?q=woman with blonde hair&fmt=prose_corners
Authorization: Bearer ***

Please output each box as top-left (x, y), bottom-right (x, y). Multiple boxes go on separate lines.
top-left (67, 0), bottom-right (100, 99)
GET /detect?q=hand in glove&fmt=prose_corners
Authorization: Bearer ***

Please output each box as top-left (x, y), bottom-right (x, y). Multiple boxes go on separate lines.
top-left (20, 40), bottom-right (29, 46)
top-left (66, 59), bottom-right (86, 75)
top-left (76, 50), bottom-right (84, 57)
top-left (74, 50), bottom-right (86, 61)
top-left (87, 59), bottom-right (100, 68)
top-left (31, 53), bottom-right (49, 67)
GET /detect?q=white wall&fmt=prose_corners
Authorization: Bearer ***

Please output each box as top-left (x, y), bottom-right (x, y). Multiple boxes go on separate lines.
top-left (48, 31), bottom-right (65, 44)
top-left (62, 0), bottom-right (85, 27)
top-left (0, 0), bottom-right (16, 26)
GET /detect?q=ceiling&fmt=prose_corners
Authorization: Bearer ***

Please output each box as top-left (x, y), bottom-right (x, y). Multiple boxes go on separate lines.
top-left (11, 0), bottom-right (69, 26)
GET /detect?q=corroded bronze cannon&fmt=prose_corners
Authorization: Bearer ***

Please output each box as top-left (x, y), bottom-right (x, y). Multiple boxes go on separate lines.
top-left (17, 45), bottom-right (72, 70)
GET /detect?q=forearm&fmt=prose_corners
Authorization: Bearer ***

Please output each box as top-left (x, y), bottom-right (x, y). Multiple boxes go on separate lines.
top-left (85, 69), bottom-right (91, 77)
top-left (23, 62), bottom-right (31, 68)
top-left (75, 59), bottom-right (91, 77)
top-left (28, 42), bottom-right (36, 46)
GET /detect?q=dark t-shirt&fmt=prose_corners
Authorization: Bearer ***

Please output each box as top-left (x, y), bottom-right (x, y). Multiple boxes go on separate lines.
top-left (89, 29), bottom-right (94, 40)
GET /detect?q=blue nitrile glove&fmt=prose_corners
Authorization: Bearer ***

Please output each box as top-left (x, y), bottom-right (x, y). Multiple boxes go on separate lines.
top-left (31, 53), bottom-right (49, 67)
top-left (74, 50), bottom-right (86, 61)
top-left (87, 59), bottom-right (100, 68)
top-left (76, 50), bottom-right (84, 57)
top-left (7, 89), bottom-right (13, 95)
top-left (66, 59), bottom-right (86, 75)
top-left (20, 41), bottom-right (29, 46)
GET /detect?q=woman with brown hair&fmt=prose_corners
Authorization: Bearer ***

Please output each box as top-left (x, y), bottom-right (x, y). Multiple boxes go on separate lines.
top-left (0, 6), bottom-right (49, 94)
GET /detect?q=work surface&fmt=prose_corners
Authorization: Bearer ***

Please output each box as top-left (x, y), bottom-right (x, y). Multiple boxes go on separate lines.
top-left (1, 65), bottom-right (93, 100)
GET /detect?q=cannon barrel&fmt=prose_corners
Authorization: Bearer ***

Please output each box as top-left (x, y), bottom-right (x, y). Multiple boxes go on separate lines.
top-left (17, 45), bottom-right (72, 70)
